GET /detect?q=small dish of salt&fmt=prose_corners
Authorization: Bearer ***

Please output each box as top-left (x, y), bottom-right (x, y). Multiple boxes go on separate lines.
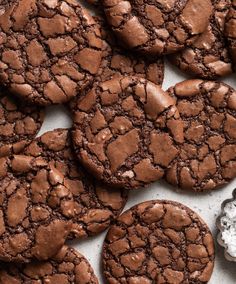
top-left (217, 188), bottom-right (236, 262)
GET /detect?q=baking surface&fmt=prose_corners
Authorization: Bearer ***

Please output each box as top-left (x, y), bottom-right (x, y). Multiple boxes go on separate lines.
top-left (37, 60), bottom-right (236, 283)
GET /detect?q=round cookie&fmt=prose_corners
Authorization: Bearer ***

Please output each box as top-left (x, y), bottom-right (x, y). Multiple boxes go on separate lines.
top-left (0, 155), bottom-right (74, 263)
top-left (102, 0), bottom-right (213, 55)
top-left (0, 0), bottom-right (103, 105)
top-left (103, 200), bottom-right (215, 283)
top-left (0, 88), bottom-right (44, 157)
top-left (95, 16), bottom-right (164, 85)
top-left (166, 79), bottom-right (236, 192)
top-left (0, 246), bottom-right (98, 283)
top-left (72, 76), bottom-right (184, 190)
top-left (23, 128), bottom-right (128, 239)
top-left (224, 0), bottom-right (236, 65)
top-left (169, 0), bottom-right (233, 79)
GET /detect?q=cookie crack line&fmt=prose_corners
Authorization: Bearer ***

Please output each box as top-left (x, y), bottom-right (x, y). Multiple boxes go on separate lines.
top-left (168, 0), bottom-right (233, 79)
top-left (72, 76), bottom-right (184, 190)
top-left (102, 0), bottom-right (213, 55)
top-left (0, 246), bottom-right (99, 283)
top-left (23, 128), bottom-right (128, 240)
top-left (0, 0), bottom-right (103, 106)
top-left (0, 0), bottom-right (234, 282)
top-left (165, 79), bottom-right (236, 192)
top-left (102, 200), bottom-right (215, 284)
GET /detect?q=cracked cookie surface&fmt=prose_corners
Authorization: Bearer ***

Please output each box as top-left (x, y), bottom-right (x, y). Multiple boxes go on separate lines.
top-left (224, 0), bottom-right (236, 65)
top-left (0, 0), bottom-right (14, 10)
top-left (69, 16), bottom-right (164, 113)
top-left (169, 0), bottom-right (233, 79)
top-left (0, 0), bottom-right (103, 105)
top-left (72, 76), bottom-right (184, 190)
top-left (0, 155), bottom-right (74, 263)
top-left (103, 200), bottom-right (215, 284)
top-left (95, 16), bottom-right (164, 85)
top-left (0, 246), bottom-right (98, 284)
top-left (0, 88), bottom-right (44, 157)
top-left (166, 79), bottom-right (236, 192)
top-left (102, 0), bottom-right (213, 55)
top-left (24, 128), bottom-right (128, 239)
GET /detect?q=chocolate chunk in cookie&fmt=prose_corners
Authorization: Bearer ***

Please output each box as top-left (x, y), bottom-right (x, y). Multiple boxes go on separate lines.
top-left (72, 76), bottom-right (184, 190)
top-left (166, 79), bottom-right (236, 192)
top-left (0, 155), bottom-right (74, 262)
top-left (103, 200), bottom-right (215, 283)
top-left (102, 0), bottom-right (213, 55)
top-left (0, 246), bottom-right (98, 283)
top-left (169, 0), bottom-right (233, 79)
top-left (0, 0), bottom-right (103, 105)
top-left (224, 0), bottom-right (236, 65)
top-left (24, 129), bottom-right (128, 239)
top-left (0, 88), bottom-right (44, 157)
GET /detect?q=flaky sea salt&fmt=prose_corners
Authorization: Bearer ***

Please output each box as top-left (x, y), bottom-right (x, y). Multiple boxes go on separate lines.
top-left (220, 200), bottom-right (236, 257)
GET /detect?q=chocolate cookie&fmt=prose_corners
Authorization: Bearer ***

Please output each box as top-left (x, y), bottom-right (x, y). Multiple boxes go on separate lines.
top-left (103, 200), bottom-right (215, 283)
top-left (0, 0), bottom-right (103, 105)
top-left (0, 155), bottom-right (74, 263)
top-left (85, 0), bottom-right (101, 6)
top-left (0, 88), bottom-right (44, 157)
top-left (169, 0), bottom-right (233, 79)
top-left (166, 80), bottom-right (236, 192)
top-left (69, 16), bottom-right (164, 113)
top-left (224, 0), bottom-right (236, 65)
top-left (0, 0), bottom-right (13, 11)
top-left (24, 129), bottom-right (128, 239)
top-left (102, 0), bottom-right (213, 55)
top-left (72, 76), bottom-right (184, 190)
top-left (0, 246), bottom-right (98, 283)
top-left (95, 16), bottom-right (164, 84)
